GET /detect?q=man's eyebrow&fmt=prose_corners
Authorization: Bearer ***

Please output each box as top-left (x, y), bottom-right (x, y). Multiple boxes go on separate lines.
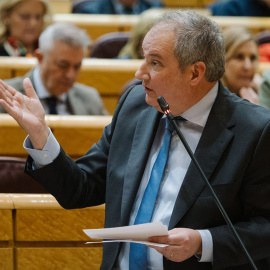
top-left (148, 53), bottom-right (164, 60)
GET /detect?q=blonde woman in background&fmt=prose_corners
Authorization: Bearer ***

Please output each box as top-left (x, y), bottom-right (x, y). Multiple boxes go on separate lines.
top-left (0, 0), bottom-right (52, 57)
top-left (118, 8), bottom-right (165, 59)
top-left (222, 26), bottom-right (261, 105)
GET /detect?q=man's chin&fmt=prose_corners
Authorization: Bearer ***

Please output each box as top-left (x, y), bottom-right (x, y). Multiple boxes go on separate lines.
top-left (53, 87), bottom-right (70, 96)
top-left (145, 96), bottom-right (162, 111)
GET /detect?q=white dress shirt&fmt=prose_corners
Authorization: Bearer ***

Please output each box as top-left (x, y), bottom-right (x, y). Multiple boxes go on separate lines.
top-left (115, 83), bottom-right (218, 269)
top-left (24, 82), bottom-right (218, 269)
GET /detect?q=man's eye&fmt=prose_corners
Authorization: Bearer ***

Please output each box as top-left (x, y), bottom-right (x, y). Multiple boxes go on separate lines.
top-left (58, 64), bottom-right (68, 69)
top-left (20, 14), bottom-right (30, 20)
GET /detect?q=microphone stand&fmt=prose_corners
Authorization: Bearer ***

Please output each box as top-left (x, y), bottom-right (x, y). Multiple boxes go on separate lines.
top-left (157, 96), bottom-right (258, 270)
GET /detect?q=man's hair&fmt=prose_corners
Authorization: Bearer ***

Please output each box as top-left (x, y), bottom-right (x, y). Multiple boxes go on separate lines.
top-left (153, 10), bottom-right (225, 82)
top-left (39, 22), bottom-right (91, 54)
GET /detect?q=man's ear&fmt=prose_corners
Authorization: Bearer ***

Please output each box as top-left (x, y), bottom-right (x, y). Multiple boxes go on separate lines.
top-left (190, 61), bottom-right (206, 86)
top-left (34, 49), bottom-right (43, 64)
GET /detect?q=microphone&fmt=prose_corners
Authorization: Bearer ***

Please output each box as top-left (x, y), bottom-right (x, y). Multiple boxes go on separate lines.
top-left (157, 96), bottom-right (258, 270)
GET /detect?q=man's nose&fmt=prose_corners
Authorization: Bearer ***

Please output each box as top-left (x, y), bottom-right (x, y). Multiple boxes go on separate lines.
top-left (135, 60), bottom-right (150, 81)
top-left (65, 67), bottom-right (78, 80)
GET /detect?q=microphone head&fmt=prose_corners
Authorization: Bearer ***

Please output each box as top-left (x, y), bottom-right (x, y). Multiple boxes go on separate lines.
top-left (157, 96), bottom-right (170, 113)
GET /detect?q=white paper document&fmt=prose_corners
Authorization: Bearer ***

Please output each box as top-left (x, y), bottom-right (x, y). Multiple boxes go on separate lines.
top-left (83, 221), bottom-right (169, 247)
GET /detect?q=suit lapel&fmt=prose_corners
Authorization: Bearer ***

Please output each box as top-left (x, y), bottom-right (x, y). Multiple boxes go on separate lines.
top-left (169, 84), bottom-right (236, 229)
top-left (120, 106), bottom-right (161, 225)
top-left (67, 89), bottom-right (85, 115)
top-left (23, 70), bottom-right (35, 94)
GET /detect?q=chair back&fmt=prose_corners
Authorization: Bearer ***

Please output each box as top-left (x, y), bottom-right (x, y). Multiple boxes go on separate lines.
top-left (255, 30), bottom-right (270, 45)
top-left (0, 156), bottom-right (48, 193)
top-left (90, 32), bottom-right (131, 58)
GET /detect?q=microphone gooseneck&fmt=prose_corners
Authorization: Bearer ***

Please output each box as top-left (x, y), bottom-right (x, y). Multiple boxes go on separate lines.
top-left (157, 96), bottom-right (174, 120)
top-left (157, 96), bottom-right (257, 270)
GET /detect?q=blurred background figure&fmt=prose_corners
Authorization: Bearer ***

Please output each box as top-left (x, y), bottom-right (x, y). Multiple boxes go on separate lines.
top-left (0, 0), bottom-right (52, 57)
top-left (259, 71), bottom-right (270, 109)
top-left (118, 8), bottom-right (164, 59)
top-left (255, 30), bottom-right (270, 62)
top-left (208, 0), bottom-right (270, 16)
top-left (0, 22), bottom-right (108, 115)
top-left (72, 0), bottom-right (163, 15)
top-left (221, 26), bottom-right (261, 105)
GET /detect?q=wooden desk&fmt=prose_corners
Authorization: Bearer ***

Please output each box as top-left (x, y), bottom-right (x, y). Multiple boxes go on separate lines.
top-left (49, 0), bottom-right (214, 14)
top-left (53, 13), bottom-right (138, 40)
top-left (52, 13), bottom-right (270, 41)
top-left (0, 194), bottom-right (105, 270)
top-left (49, 0), bottom-right (72, 13)
top-left (212, 16), bottom-right (270, 34)
top-left (163, 0), bottom-right (212, 8)
top-left (0, 57), bottom-right (142, 114)
top-left (0, 114), bottom-right (112, 160)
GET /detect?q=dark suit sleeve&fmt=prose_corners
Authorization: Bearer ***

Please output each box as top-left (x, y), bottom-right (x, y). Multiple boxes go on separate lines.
top-left (24, 85), bottom-right (134, 209)
top-left (210, 121), bottom-right (270, 268)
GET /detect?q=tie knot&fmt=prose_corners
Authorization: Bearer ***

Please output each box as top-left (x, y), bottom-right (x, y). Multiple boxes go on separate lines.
top-left (174, 115), bottom-right (187, 122)
top-left (123, 6), bottom-right (133, 14)
top-left (165, 116), bottom-right (187, 133)
top-left (46, 96), bottom-right (57, 103)
top-left (46, 96), bottom-right (58, 114)
top-left (165, 118), bottom-right (174, 133)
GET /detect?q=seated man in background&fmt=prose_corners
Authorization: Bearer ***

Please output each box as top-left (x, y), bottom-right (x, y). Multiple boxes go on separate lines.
top-left (208, 0), bottom-right (270, 16)
top-left (0, 22), bottom-right (108, 115)
top-left (73, 0), bottom-right (163, 15)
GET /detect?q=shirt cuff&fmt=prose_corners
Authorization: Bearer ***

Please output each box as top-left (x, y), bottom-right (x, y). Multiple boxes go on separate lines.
top-left (196, 229), bottom-right (213, 262)
top-left (23, 129), bottom-right (60, 167)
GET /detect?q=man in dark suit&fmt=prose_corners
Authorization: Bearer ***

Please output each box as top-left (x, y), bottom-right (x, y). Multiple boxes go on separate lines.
top-left (72, 0), bottom-right (163, 15)
top-left (1, 10), bottom-right (270, 270)
top-left (0, 22), bottom-right (107, 115)
top-left (208, 0), bottom-right (270, 16)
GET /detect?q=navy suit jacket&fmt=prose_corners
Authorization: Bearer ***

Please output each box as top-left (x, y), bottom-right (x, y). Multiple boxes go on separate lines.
top-left (26, 82), bottom-right (270, 269)
top-left (73, 0), bottom-right (163, 14)
top-left (209, 0), bottom-right (270, 16)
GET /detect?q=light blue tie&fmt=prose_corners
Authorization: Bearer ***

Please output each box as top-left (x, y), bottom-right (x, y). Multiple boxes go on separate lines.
top-left (129, 118), bottom-right (174, 270)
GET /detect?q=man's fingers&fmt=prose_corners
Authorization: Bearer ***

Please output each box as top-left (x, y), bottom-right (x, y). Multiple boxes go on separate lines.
top-left (23, 78), bottom-right (39, 99)
top-left (0, 79), bottom-right (17, 96)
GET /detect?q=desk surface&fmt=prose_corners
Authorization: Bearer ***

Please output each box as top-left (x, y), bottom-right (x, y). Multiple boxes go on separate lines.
top-left (53, 13), bottom-right (270, 38)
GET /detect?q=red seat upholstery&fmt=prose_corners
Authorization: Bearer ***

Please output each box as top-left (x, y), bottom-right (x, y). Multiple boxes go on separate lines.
top-left (0, 156), bottom-right (47, 193)
top-left (90, 32), bottom-right (131, 58)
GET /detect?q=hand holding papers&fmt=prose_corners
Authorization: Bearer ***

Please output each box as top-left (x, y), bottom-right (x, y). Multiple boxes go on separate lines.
top-left (83, 221), bottom-right (169, 247)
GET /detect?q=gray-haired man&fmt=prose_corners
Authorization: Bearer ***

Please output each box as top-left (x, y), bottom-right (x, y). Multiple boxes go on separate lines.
top-left (0, 22), bottom-right (107, 115)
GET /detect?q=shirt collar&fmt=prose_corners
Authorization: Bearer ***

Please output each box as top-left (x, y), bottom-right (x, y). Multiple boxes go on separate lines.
top-left (33, 67), bottom-right (67, 103)
top-left (180, 82), bottom-right (218, 128)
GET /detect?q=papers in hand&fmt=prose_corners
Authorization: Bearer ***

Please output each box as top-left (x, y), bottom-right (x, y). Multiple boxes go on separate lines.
top-left (83, 221), bottom-right (169, 247)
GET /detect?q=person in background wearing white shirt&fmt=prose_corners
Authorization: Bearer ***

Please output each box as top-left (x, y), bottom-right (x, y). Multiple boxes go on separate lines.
top-left (1, 10), bottom-right (270, 270)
